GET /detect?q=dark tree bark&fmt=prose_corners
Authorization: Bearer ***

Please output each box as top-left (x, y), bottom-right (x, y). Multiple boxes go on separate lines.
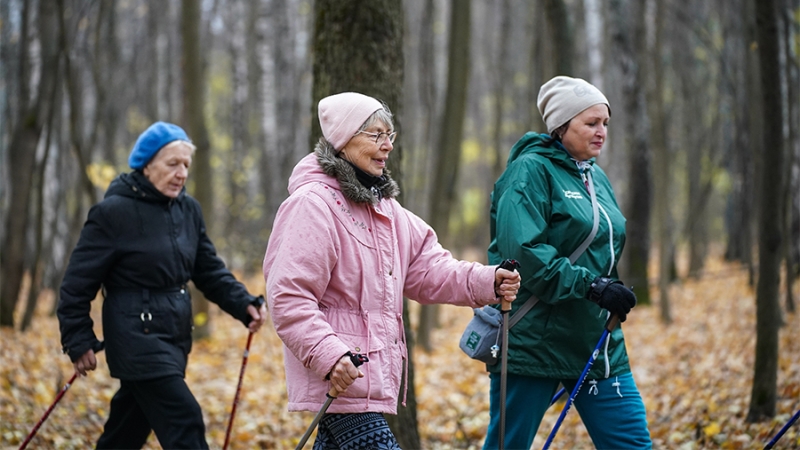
top-left (0, 0), bottom-right (59, 328)
top-left (418, 0), bottom-right (471, 354)
top-left (723, 0), bottom-right (756, 285)
top-left (610, 0), bottom-right (651, 305)
top-left (781, 0), bottom-right (797, 314)
top-left (408, 0), bottom-right (437, 217)
top-left (671, 1), bottom-right (719, 281)
top-left (94, 0), bottom-right (121, 165)
top-left (146, 0), bottom-right (161, 121)
top-left (58, 0), bottom-right (101, 204)
top-left (543, 0), bottom-right (574, 76)
top-left (181, 0), bottom-right (212, 339)
top-left (311, 1), bottom-right (415, 446)
top-left (491, 0), bottom-right (512, 183)
top-left (747, 0), bottom-right (784, 423)
top-left (21, 110), bottom-right (56, 331)
top-left (526, 2), bottom-right (547, 132)
top-left (745, 0), bottom-right (763, 287)
top-left (648, 0), bottom-right (672, 323)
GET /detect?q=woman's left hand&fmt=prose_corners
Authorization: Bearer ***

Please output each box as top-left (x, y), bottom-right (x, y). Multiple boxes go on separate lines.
top-left (494, 268), bottom-right (521, 303)
top-left (246, 303), bottom-right (268, 333)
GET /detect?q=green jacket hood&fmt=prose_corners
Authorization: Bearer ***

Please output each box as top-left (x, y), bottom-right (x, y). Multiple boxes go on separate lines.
top-left (507, 132), bottom-right (595, 169)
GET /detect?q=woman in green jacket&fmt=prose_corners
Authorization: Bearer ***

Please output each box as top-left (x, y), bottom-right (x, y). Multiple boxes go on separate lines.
top-left (484, 76), bottom-right (652, 449)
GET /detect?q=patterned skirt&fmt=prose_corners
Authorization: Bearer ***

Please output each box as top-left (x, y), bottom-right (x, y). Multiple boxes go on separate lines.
top-left (312, 412), bottom-right (402, 450)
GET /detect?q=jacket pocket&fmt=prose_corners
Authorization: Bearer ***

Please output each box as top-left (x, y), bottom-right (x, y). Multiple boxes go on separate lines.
top-left (335, 330), bottom-right (390, 401)
top-left (323, 307), bottom-right (389, 400)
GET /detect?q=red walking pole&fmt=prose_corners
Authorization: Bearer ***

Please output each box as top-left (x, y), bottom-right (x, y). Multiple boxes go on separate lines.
top-left (223, 331), bottom-right (254, 450)
top-left (19, 372), bottom-right (79, 450)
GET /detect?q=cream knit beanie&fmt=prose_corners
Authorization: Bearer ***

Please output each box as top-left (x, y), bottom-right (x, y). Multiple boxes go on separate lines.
top-left (318, 92), bottom-right (384, 151)
top-left (537, 76), bottom-right (610, 133)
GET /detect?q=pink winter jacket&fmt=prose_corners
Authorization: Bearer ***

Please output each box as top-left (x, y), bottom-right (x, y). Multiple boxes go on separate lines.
top-left (263, 141), bottom-right (499, 414)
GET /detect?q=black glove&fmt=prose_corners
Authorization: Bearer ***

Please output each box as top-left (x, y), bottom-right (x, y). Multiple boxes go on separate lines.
top-left (586, 277), bottom-right (636, 322)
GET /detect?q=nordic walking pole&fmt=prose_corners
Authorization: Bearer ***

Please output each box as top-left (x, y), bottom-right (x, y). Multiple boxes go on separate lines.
top-left (19, 372), bottom-right (78, 450)
top-left (550, 387), bottom-right (566, 405)
top-left (497, 258), bottom-right (520, 450)
top-left (542, 314), bottom-right (620, 450)
top-left (764, 407), bottom-right (800, 449)
top-left (295, 352), bottom-right (369, 450)
top-left (20, 341), bottom-right (103, 450)
top-left (223, 331), bottom-right (254, 450)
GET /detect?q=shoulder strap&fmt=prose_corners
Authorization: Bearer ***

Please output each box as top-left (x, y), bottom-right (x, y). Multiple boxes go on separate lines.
top-left (508, 169), bottom-right (599, 330)
top-left (508, 295), bottom-right (538, 328)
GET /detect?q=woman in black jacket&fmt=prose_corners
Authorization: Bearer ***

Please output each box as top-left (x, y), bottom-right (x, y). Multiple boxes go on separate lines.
top-left (57, 121), bottom-right (267, 449)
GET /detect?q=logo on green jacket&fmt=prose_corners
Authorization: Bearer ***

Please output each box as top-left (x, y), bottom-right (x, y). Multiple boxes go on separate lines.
top-left (564, 190), bottom-right (583, 199)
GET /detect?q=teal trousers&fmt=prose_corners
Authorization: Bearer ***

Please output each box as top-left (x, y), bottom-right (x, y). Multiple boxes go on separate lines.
top-left (482, 371), bottom-right (652, 450)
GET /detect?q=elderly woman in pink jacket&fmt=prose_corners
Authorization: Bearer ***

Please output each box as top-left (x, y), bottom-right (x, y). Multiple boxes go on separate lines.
top-left (263, 92), bottom-right (521, 449)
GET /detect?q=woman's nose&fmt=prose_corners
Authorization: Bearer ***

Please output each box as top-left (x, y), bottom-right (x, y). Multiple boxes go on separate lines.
top-left (382, 139), bottom-right (393, 152)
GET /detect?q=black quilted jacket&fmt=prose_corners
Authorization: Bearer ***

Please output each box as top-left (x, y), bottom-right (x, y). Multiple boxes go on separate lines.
top-left (58, 171), bottom-right (260, 380)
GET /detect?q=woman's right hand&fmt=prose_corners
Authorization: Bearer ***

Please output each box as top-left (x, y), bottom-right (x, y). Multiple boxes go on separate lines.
top-left (494, 268), bottom-right (521, 303)
top-left (329, 354), bottom-right (364, 395)
top-left (73, 349), bottom-right (97, 376)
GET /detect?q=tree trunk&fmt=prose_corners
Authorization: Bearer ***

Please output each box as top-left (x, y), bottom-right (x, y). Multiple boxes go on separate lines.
top-left (723, 0), bottom-right (756, 283)
top-left (21, 84), bottom-right (58, 331)
top-left (94, 0), bottom-right (120, 166)
top-left (406, 0), bottom-right (438, 218)
top-left (781, 0), bottom-right (797, 314)
top-left (543, 0), bottom-right (574, 76)
top-left (649, 0), bottom-right (671, 323)
top-left (311, 1), bottom-right (415, 446)
top-left (610, 0), bottom-right (651, 305)
top-left (58, 0), bottom-right (101, 205)
top-left (491, 0), bottom-right (511, 184)
top-left (418, 0), bottom-right (471, 354)
top-left (746, 0), bottom-right (764, 287)
top-left (146, 0), bottom-right (160, 121)
top-left (747, 0), bottom-right (784, 423)
top-left (0, 0), bottom-right (59, 328)
top-left (181, 0), bottom-right (212, 339)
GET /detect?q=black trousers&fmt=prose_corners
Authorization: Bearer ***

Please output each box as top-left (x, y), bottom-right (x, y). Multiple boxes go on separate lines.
top-left (96, 375), bottom-right (208, 450)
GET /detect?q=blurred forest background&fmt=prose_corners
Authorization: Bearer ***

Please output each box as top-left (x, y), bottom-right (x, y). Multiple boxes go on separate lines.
top-left (1, 0), bottom-right (800, 448)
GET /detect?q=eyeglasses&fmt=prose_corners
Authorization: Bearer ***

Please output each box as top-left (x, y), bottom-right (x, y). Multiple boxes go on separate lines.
top-left (354, 130), bottom-right (397, 144)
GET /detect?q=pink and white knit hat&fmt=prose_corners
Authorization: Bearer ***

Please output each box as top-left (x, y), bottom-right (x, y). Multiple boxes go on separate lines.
top-left (318, 92), bottom-right (383, 151)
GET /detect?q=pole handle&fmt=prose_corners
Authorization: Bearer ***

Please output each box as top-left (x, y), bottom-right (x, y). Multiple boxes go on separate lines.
top-left (326, 353), bottom-right (369, 399)
top-left (605, 314), bottom-right (620, 332)
top-left (498, 259), bottom-right (520, 312)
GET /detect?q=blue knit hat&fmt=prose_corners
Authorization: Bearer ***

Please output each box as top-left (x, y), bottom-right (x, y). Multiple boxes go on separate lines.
top-left (128, 122), bottom-right (191, 169)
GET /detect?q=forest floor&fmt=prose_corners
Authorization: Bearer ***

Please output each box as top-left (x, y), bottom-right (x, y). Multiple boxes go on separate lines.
top-left (1, 256), bottom-right (799, 449)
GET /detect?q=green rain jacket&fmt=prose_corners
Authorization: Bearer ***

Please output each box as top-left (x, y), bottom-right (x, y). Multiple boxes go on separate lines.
top-left (487, 132), bottom-right (631, 379)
